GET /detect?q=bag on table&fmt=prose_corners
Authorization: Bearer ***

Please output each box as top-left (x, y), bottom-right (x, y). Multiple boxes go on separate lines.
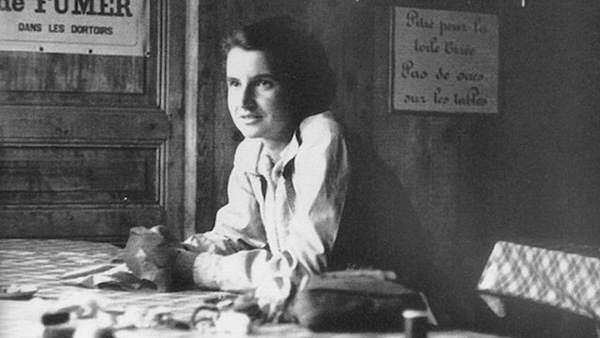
top-left (122, 226), bottom-right (183, 292)
top-left (287, 270), bottom-right (429, 332)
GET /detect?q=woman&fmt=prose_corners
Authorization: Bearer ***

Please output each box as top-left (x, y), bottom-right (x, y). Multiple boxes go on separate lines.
top-left (179, 16), bottom-right (347, 293)
top-left (125, 15), bottom-right (437, 324)
top-left (127, 14), bottom-right (426, 288)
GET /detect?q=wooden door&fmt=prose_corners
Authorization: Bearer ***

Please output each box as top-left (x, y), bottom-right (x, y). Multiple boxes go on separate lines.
top-left (0, 1), bottom-right (185, 244)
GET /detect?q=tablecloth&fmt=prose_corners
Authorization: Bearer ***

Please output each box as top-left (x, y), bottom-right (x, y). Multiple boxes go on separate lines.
top-left (0, 239), bottom-right (234, 338)
top-left (0, 239), bottom-right (230, 312)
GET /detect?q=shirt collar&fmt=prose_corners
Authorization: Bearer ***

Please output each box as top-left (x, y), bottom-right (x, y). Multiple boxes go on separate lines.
top-left (238, 111), bottom-right (331, 175)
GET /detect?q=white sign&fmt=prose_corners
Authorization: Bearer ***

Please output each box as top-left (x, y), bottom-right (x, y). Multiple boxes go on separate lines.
top-left (0, 0), bottom-right (149, 56)
top-left (392, 7), bottom-right (499, 114)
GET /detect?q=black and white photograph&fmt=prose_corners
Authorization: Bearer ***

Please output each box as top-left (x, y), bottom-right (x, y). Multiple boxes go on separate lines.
top-left (0, 0), bottom-right (598, 337)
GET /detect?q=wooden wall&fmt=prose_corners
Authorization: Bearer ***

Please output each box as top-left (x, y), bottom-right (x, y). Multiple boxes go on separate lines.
top-left (195, 0), bottom-right (600, 331)
top-left (0, 1), bottom-right (186, 243)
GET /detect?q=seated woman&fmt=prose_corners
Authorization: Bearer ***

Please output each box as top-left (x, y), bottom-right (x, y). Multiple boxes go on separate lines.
top-left (126, 15), bottom-right (429, 318)
top-left (180, 16), bottom-right (348, 291)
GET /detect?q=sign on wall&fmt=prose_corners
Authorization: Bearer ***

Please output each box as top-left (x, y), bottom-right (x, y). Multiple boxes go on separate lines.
top-left (392, 7), bottom-right (498, 114)
top-left (0, 0), bottom-right (149, 56)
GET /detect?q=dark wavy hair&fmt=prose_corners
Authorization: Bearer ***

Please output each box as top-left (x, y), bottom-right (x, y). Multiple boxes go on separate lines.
top-left (222, 16), bottom-right (337, 121)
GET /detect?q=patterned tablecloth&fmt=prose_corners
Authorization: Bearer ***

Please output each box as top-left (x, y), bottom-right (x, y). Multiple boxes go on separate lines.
top-left (477, 241), bottom-right (600, 321)
top-left (0, 239), bottom-right (231, 311)
top-left (0, 239), bottom-right (235, 338)
top-left (0, 238), bottom-right (508, 338)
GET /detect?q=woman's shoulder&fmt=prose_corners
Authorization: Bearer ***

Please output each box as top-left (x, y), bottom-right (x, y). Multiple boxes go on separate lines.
top-left (298, 111), bottom-right (344, 141)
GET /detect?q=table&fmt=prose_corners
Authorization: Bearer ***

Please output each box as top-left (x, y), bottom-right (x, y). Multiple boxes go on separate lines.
top-left (477, 241), bottom-right (600, 336)
top-left (0, 239), bottom-right (506, 338)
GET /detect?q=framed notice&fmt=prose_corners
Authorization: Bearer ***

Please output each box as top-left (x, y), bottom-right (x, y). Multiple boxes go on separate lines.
top-left (0, 0), bottom-right (149, 56)
top-left (392, 7), bottom-right (499, 114)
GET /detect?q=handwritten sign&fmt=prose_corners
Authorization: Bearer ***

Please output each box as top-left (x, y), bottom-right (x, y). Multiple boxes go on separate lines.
top-left (0, 0), bottom-right (149, 56)
top-left (392, 7), bottom-right (498, 114)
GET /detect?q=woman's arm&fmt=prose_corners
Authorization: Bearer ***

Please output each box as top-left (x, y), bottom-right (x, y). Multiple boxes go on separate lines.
top-left (190, 115), bottom-right (350, 292)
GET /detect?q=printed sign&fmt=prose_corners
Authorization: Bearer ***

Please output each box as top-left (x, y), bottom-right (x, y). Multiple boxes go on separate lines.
top-left (392, 7), bottom-right (498, 114)
top-left (0, 0), bottom-right (149, 56)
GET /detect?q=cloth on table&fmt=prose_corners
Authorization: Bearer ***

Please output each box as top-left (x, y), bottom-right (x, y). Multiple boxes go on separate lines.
top-left (477, 241), bottom-right (600, 321)
top-left (59, 263), bottom-right (157, 291)
top-left (57, 226), bottom-right (191, 292)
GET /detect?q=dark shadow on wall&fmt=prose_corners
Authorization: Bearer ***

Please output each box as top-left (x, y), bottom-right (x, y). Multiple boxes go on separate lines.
top-left (329, 131), bottom-right (500, 331)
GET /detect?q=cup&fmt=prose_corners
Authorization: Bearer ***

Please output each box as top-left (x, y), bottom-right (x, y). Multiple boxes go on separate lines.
top-left (403, 309), bottom-right (428, 338)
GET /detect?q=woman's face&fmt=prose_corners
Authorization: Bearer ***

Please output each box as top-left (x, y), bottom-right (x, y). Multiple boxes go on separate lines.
top-left (226, 47), bottom-right (296, 144)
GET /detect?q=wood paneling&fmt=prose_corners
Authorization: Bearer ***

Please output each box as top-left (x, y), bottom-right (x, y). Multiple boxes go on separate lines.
top-left (0, 107), bottom-right (169, 140)
top-left (0, 144), bottom-right (160, 205)
top-left (0, 50), bottom-right (155, 107)
top-left (0, 207), bottom-right (163, 242)
top-left (0, 52), bottom-right (145, 94)
top-left (0, 0), bottom-right (186, 244)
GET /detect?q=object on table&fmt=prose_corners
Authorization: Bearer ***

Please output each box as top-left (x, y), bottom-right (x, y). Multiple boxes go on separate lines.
top-left (403, 309), bottom-right (429, 338)
top-left (60, 264), bottom-right (119, 280)
top-left (60, 263), bottom-right (155, 291)
top-left (191, 304), bottom-right (253, 333)
top-left (478, 241), bottom-right (600, 321)
top-left (0, 284), bottom-right (38, 300)
top-left (287, 269), bottom-right (433, 332)
top-left (41, 293), bottom-right (191, 337)
top-left (122, 226), bottom-right (184, 292)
